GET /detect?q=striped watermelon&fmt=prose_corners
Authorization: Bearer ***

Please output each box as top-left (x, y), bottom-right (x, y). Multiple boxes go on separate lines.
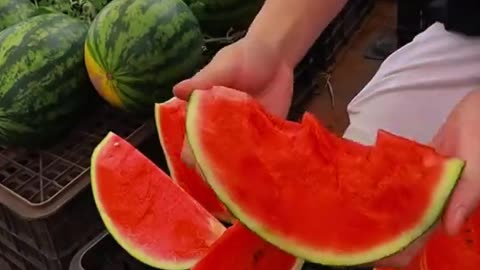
top-left (0, 0), bottom-right (36, 31)
top-left (186, 0), bottom-right (264, 34)
top-left (0, 13), bottom-right (92, 147)
top-left (85, 0), bottom-right (205, 114)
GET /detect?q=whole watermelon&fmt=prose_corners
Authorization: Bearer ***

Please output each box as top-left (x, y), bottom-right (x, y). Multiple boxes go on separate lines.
top-left (0, 0), bottom-right (37, 31)
top-left (85, 0), bottom-right (205, 114)
top-left (185, 0), bottom-right (264, 35)
top-left (0, 13), bottom-right (92, 147)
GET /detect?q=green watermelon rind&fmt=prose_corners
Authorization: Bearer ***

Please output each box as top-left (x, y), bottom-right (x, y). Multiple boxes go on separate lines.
top-left (154, 98), bottom-right (179, 184)
top-left (184, 90), bottom-right (465, 266)
top-left (90, 132), bottom-right (223, 270)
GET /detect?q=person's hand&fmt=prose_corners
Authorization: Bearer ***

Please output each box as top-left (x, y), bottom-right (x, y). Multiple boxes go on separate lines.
top-left (373, 89), bottom-right (480, 268)
top-left (173, 36), bottom-right (295, 166)
top-left (431, 89), bottom-right (480, 235)
top-left (173, 37), bottom-right (294, 118)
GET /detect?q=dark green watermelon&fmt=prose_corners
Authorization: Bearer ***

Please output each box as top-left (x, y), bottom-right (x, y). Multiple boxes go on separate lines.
top-left (85, 0), bottom-right (205, 114)
top-left (0, 13), bottom-right (93, 147)
top-left (186, 0), bottom-right (264, 35)
top-left (0, 0), bottom-right (37, 31)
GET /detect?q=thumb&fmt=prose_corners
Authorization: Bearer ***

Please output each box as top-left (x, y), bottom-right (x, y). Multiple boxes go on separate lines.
top-left (432, 125), bottom-right (480, 236)
top-left (438, 135), bottom-right (479, 235)
top-left (173, 52), bottom-right (237, 100)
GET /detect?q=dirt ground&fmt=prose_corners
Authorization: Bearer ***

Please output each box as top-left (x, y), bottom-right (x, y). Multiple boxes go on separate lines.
top-left (307, 0), bottom-right (397, 136)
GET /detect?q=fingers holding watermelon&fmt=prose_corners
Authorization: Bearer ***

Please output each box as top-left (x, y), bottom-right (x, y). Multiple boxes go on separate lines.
top-left (173, 37), bottom-right (294, 117)
top-left (430, 89), bottom-right (480, 236)
top-left (173, 36), bottom-right (294, 167)
top-left (373, 89), bottom-right (480, 269)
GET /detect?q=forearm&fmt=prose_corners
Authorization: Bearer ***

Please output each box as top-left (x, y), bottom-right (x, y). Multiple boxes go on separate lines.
top-left (245, 0), bottom-right (348, 68)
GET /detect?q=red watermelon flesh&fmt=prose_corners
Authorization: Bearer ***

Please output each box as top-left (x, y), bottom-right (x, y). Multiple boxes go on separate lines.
top-left (192, 222), bottom-right (304, 270)
top-left (423, 214), bottom-right (480, 269)
top-left (376, 207), bottom-right (480, 270)
top-left (155, 97), bottom-right (234, 223)
top-left (184, 86), bottom-right (465, 266)
top-left (90, 132), bottom-right (226, 270)
top-left (155, 97), bottom-right (306, 269)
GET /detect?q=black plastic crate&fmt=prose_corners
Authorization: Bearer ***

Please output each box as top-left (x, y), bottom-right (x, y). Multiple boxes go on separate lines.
top-left (0, 99), bottom-right (157, 263)
top-left (308, 0), bottom-right (375, 69)
top-left (0, 225), bottom-right (73, 270)
top-left (289, 61), bottom-right (321, 121)
top-left (70, 232), bottom-right (373, 270)
top-left (307, 8), bottom-right (347, 70)
top-left (343, 0), bottom-right (375, 38)
top-left (315, 25), bottom-right (346, 69)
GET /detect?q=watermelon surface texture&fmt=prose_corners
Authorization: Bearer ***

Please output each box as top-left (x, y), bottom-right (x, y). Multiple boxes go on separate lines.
top-left (0, 0), bottom-right (36, 31)
top-left (184, 86), bottom-right (465, 266)
top-left (375, 206), bottom-right (480, 270)
top-left (0, 13), bottom-right (92, 147)
top-left (90, 132), bottom-right (226, 269)
top-left (155, 97), bottom-right (234, 223)
top-left (192, 222), bottom-right (304, 270)
top-left (84, 0), bottom-right (205, 114)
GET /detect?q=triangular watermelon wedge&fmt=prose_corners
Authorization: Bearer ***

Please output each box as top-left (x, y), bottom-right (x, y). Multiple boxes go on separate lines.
top-left (90, 132), bottom-right (226, 269)
top-left (184, 86), bottom-right (465, 267)
top-left (192, 222), bottom-right (304, 270)
top-left (155, 97), bottom-right (234, 223)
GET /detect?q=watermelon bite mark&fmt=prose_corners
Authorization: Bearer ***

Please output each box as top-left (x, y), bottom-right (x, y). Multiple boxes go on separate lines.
top-left (184, 86), bottom-right (465, 266)
top-left (91, 132), bottom-right (226, 269)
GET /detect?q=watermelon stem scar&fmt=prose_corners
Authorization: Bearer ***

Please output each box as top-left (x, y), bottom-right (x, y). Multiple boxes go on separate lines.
top-left (184, 86), bottom-right (465, 267)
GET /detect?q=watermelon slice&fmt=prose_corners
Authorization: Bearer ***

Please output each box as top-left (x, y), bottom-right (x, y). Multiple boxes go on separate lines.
top-left (192, 222), bottom-right (305, 270)
top-left (90, 132), bottom-right (226, 269)
top-left (375, 206), bottom-right (480, 270)
top-left (154, 97), bottom-right (234, 223)
top-left (154, 97), bottom-right (306, 270)
top-left (184, 86), bottom-right (465, 266)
